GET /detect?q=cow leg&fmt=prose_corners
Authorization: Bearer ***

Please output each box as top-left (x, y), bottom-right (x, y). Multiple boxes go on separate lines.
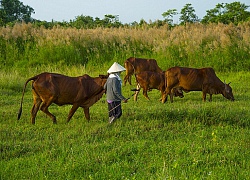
top-left (124, 75), bottom-right (132, 86)
top-left (209, 94), bottom-right (212, 102)
top-left (161, 93), bottom-right (167, 103)
top-left (169, 92), bottom-right (174, 103)
top-left (202, 91), bottom-right (207, 102)
top-left (66, 104), bottom-right (79, 123)
top-left (40, 102), bottom-right (57, 124)
top-left (128, 75), bottom-right (132, 85)
top-left (169, 88), bottom-right (179, 103)
top-left (161, 87), bottom-right (171, 103)
top-left (123, 75), bottom-right (128, 86)
top-left (83, 108), bottom-right (90, 121)
top-left (159, 91), bottom-right (164, 102)
top-left (142, 88), bottom-right (150, 100)
top-left (31, 100), bottom-right (42, 124)
top-left (162, 87), bottom-right (172, 103)
top-left (164, 74), bottom-right (180, 103)
top-left (134, 84), bottom-right (140, 101)
top-left (31, 91), bottom-right (42, 124)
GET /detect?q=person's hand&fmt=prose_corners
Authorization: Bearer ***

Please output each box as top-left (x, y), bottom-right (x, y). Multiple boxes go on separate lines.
top-left (123, 99), bottom-right (128, 103)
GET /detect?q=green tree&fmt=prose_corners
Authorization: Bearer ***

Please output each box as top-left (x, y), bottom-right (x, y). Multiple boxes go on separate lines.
top-left (179, 3), bottom-right (199, 25)
top-left (71, 15), bottom-right (95, 29)
top-left (162, 9), bottom-right (178, 26)
top-left (201, 2), bottom-right (250, 25)
top-left (139, 19), bottom-right (147, 26)
top-left (102, 14), bottom-right (122, 28)
top-left (0, 0), bottom-right (34, 26)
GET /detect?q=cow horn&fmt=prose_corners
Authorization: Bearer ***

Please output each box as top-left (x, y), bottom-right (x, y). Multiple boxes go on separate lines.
top-left (223, 80), bottom-right (227, 89)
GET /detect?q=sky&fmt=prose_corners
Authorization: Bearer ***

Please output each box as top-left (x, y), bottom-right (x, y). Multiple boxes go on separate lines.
top-left (21, 0), bottom-right (250, 24)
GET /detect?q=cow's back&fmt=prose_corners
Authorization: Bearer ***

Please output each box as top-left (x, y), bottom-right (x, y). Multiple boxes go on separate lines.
top-left (166, 66), bottom-right (221, 91)
top-left (201, 67), bottom-right (221, 84)
top-left (32, 73), bottom-right (81, 104)
top-left (124, 57), bottom-right (135, 74)
top-left (125, 57), bottom-right (162, 73)
top-left (135, 58), bottom-right (162, 73)
top-left (136, 71), bottom-right (164, 90)
top-left (166, 67), bottom-right (203, 91)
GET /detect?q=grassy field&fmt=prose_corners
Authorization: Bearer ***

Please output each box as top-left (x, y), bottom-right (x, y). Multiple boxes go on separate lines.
top-left (0, 66), bottom-right (250, 179)
top-left (0, 22), bottom-right (250, 179)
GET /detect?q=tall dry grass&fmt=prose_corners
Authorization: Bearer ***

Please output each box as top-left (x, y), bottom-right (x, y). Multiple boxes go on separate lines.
top-left (0, 22), bottom-right (249, 71)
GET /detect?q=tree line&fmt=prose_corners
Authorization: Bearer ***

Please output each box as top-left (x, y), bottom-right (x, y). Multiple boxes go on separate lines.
top-left (0, 0), bottom-right (250, 28)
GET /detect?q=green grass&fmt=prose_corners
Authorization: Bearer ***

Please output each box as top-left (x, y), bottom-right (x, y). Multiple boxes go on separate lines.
top-left (0, 68), bottom-right (250, 179)
top-left (0, 23), bottom-right (249, 179)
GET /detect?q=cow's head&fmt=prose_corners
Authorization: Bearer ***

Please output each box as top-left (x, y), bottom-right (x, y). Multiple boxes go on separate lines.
top-left (99, 74), bottom-right (109, 79)
top-left (223, 82), bottom-right (234, 101)
top-left (98, 74), bottom-right (109, 87)
top-left (173, 87), bottom-right (184, 98)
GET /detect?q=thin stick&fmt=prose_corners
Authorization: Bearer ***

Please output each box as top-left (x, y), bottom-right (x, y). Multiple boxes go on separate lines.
top-left (108, 103), bottom-right (122, 113)
top-left (108, 93), bottom-right (135, 112)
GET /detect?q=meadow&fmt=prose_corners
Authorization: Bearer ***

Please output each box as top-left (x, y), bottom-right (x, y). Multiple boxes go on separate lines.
top-left (0, 22), bottom-right (250, 179)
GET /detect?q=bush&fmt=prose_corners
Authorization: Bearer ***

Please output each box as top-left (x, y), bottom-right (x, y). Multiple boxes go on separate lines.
top-left (0, 22), bottom-right (249, 71)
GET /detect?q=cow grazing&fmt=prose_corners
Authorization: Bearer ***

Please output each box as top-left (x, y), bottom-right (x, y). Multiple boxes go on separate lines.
top-left (124, 57), bottom-right (162, 85)
top-left (134, 71), bottom-right (184, 102)
top-left (18, 72), bottom-right (108, 124)
top-left (162, 67), bottom-right (235, 103)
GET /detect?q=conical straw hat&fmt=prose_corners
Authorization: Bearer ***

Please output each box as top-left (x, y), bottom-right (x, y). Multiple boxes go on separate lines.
top-left (107, 62), bottom-right (126, 73)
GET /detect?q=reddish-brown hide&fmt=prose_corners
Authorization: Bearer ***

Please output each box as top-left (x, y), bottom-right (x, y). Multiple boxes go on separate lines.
top-left (134, 71), bottom-right (184, 102)
top-left (18, 72), bottom-right (108, 124)
top-left (162, 67), bottom-right (234, 103)
top-left (124, 57), bottom-right (162, 85)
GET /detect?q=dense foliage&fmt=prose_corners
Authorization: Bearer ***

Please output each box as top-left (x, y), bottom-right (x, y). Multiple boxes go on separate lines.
top-left (179, 3), bottom-right (199, 25)
top-left (0, 22), bottom-right (249, 72)
top-left (202, 2), bottom-right (250, 25)
top-left (0, 0), bottom-right (34, 26)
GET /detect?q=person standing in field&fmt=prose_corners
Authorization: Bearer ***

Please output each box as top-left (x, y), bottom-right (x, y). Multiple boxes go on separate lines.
top-left (104, 62), bottom-right (128, 124)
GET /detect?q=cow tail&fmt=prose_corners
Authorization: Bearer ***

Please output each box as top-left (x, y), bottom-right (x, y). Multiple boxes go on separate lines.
top-left (164, 71), bottom-right (168, 92)
top-left (130, 61), bottom-right (136, 85)
top-left (134, 72), bottom-right (139, 84)
top-left (17, 75), bottom-right (39, 120)
top-left (124, 61), bottom-right (129, 78)
top-left (124, 60), bottom-right (135, 85)
top-left (134, 72), bottom-right (141, 91)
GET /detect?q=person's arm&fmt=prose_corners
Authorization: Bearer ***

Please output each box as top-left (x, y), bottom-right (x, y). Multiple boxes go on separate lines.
top-left (103, 81), bottom-right (107, 92)
top-left (113, 79), bottom-right (127, 101)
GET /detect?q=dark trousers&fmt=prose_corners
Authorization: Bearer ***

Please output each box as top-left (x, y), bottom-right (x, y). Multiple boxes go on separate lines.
top-left (108, 101), bottom-right (122, 118)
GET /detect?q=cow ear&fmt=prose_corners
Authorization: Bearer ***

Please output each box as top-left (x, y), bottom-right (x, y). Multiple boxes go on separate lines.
top-left (228, 82), bottom-right (231, 85)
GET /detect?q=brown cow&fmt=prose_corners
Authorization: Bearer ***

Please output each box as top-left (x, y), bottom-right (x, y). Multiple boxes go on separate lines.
top-left (18, 72), bottom-right (108, 124)
top-left (134, 71), bottom-right (184, 102)
top-left (124, 57), bottom-right (162, 85)
top-left (162, 67), bottom-right (235, 103)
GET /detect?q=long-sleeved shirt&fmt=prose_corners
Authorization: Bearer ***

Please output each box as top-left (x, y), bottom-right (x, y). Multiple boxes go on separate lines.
top-left (104, 74), bottom-right (126, 102)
